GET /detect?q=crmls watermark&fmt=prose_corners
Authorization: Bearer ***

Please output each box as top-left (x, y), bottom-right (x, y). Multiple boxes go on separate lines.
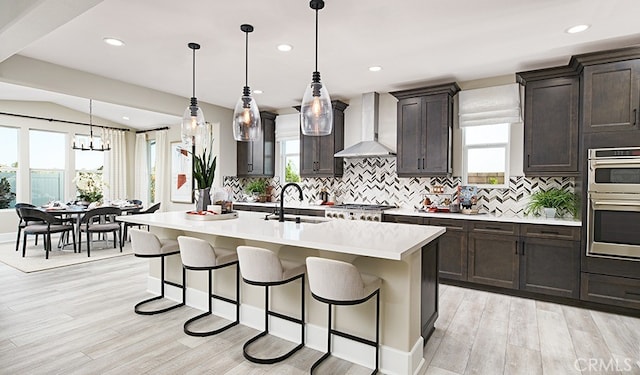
top-left (574, 357), bottom-right (639, 372)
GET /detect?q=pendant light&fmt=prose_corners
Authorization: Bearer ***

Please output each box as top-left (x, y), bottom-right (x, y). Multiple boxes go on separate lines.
top-left (72, 99), bottom-right (111, 151)
top-left (181, 42), bottom-right (205, 147)
top-left (301, 0), bottom-right (333, 136)
top-left (233, 24), bottom-right (261, 141)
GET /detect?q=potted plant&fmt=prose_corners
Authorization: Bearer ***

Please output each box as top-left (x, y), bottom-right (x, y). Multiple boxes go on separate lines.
top-left (245, 179), bottom-right (268, 202)
top-left (525, 188), bottom-right (578, 218)
top-left (191, 141), bottom-right (217, 211)
top-left (0, 177), bottom-right (16, 209)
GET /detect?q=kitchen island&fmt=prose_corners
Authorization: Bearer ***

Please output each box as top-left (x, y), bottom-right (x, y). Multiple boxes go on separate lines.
top-left (118, 210), bottom-right (445, 374)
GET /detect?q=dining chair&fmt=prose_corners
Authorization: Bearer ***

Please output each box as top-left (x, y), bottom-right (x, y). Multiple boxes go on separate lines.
top-left (122, 202), bottom-right (161, 242)
top-left (15, 203), bottom-right (41, 252)
top-left (79, 206), bottom-right (123, 257)
top-left (18, 207), bottom-right (76, 259)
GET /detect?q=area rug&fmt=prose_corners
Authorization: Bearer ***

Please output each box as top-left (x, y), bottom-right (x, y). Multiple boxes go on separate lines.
top-left (0, 238), bottom-right (134, 273)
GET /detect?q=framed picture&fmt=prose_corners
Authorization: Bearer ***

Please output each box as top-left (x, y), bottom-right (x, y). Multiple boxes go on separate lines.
top-left (170, 141), bottom-right (194, 203)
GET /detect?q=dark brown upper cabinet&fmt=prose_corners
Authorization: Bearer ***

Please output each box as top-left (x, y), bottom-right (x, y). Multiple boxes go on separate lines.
top-left (575, 48), bottom-right (640, 133)
top-left (237, 111), bottom-right (276, 177)
top-left (517, 68), bottom-right (580, 176)
top-left (391, 83), bottom-right (460, 177)
top-left (298, 100), bottom-right (348, 178)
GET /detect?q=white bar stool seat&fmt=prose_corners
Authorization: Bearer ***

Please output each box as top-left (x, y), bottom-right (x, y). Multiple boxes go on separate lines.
top-left (129, 229), bottom-right (185, 315)
top-left (236, 245), bottom-right (306, 364)
top-left (177, 236), bottom-right (240, 337)
top-left (306, 257), bottom-right (381, 374)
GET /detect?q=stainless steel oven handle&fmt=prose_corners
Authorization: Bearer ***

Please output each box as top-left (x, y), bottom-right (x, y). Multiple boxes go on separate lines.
top-left (593, 200), bottom-right (640, 207)
top-left (591, 158), bottom-right (640, 165)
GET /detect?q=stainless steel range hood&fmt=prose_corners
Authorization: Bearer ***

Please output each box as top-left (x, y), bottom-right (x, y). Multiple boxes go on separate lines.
top-left (334, 92), bottom-right (396, 158)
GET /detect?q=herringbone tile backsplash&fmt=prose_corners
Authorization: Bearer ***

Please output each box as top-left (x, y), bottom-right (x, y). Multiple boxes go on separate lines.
top-left (224, 158), bottom-right (575, 217)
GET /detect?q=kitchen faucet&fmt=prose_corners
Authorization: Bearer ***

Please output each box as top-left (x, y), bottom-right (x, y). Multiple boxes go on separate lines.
top-left (279, 183), bottom-right (303, 222)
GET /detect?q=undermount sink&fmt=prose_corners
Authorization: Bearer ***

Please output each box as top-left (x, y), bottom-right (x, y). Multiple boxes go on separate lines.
top-left (265, 215), bottom-right (327, 224)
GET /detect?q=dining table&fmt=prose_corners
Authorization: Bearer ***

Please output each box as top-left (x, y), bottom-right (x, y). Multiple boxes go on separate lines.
top-left (40, 204), bottom-right (142, 250)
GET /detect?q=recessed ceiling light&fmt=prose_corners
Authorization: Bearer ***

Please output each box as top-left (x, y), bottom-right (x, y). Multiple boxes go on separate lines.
top-left (369, 66), bottom-right (382, 72)
top-left (103, 37), bottom-right (125, 46)
top-left (253, 89), bottom-right (263, 94)
top-left (277, 44), bottom-right (293, 52)
top-left (566, 24), bottom-right (590, 34)
top-left (122, 116), bottom-right (130, 121)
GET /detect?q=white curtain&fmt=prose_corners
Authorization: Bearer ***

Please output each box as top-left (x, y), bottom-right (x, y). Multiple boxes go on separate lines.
top-left (458, 83), bottom-right (523, 127)
top-left (103, 128), bottom-right (127, 200)
top-left (134, 133), bottom-right (149, 207)
top-left (154, 129), bottom-right (169, 211)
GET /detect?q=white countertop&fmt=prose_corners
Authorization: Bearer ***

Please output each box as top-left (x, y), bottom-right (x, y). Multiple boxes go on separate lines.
top-left (385, 208), bottom-right (582, 227)
top-left (118, 210), bottom-right (445, 261)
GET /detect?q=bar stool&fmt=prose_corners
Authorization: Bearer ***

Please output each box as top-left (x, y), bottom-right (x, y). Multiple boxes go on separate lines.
top-left (236, 245), bottom-right (305, 364)
top-left (305, 257), bottom-right (381, 374)
top-left (177, 236), bottom-right (240, 337)
top-left (129, 229), bottom-right (185, 315)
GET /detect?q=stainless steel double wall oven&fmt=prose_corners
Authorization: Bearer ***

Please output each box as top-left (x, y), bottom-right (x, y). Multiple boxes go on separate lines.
top-left (587, 147), bottom-right (640, 260)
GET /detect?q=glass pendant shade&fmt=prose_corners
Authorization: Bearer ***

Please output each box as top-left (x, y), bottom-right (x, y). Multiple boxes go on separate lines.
top-left (233, 91), bottom-right (261, 141)
top-left (181, 99), bottom-right (205, 146)
top-left (301, 78), bottom-right (333, 136)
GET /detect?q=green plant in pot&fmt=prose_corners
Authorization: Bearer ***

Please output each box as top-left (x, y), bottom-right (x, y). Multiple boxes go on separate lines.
top-left (191, 141), bottom-right (217, 211)
top-left (525, 188), bottom-right (578, 218)
top-left (245, 179), bottom-right (269, 202)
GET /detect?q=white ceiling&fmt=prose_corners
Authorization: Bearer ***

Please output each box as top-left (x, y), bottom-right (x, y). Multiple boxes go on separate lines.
top-left (2, 0), bottom-right (640, 130)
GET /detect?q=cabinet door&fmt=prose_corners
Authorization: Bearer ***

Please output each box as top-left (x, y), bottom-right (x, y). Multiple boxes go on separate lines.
top-left (423, 94), bottom-right (452, 175)
top-left (524, 77), bottom-right (579, 175)
top-left (520, 238), bottom-right (580, 298)
top-left (583, 60), bottom-right (640, 133)
top-left (581, 273), bottom-right (640, 310)
top-left (429, 218), bottom-right (467, 281)
top-left (315, 134), bottom-right (336, 175)
top-left (396, 97), bottom-right (423, 176)
top-left (468, 232), bottom-right (519, 289)
top-left (261, 112), bottom-right (276, 177)
top-left (236, 140), bottom-right (253, 176)
top-left (299, 132), bottom-right (318, 176)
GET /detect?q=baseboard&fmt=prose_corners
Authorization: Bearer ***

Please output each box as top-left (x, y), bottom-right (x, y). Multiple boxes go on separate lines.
top-left (148, 276), bottom-right (427, 375)
top-left (0, 232), bottom-right (17, 244)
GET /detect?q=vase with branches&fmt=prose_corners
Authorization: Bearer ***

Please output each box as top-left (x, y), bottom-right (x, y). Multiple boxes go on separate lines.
top-left (191, 139), bottom-right (217, 211)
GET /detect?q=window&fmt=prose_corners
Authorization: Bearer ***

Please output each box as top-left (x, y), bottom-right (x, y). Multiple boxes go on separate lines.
top-left (463, 123), bottom-right (509, 187)
top-left (30, 130), bottom-right (65, 206)
top-left (148, 140), bottom-right (157, 203)
top-left (281, 139), bottom-right (300, 182)
top-left (0, 126), bottom-right (18, 208)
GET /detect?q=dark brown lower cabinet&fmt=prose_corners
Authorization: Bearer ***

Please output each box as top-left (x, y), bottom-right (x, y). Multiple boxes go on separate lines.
top-left (421, 239), bottom-right (439, 341)
top-left (428, 218), bottom-right (468, 281)
top-left (468, 232), bottom-right (520, 289)
top-left (520, 237), bottom-right (580, 298)
top-left (581, 273), bottom-right (640, 310)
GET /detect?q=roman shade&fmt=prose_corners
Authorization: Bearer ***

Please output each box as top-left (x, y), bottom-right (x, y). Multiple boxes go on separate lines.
top-left (275, 114), bottom-right (300, 141)
top-left (458, 83), bottom-right (523, 127)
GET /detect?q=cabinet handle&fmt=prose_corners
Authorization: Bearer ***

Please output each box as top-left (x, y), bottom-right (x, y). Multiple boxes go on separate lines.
top-left (540, 230), bottom-right (560, 235)
top-left (515, 240), bottom-right (518, 255)
top-left (624, 291), bottom-right (640, 301)
top-left (634, 109), bottom-right (637, 125)
top-left (422, 158), bottom-right (425, 170)
top-left (527, 154), bottom-right (530, 168)
top-left (417, 158), bottom-right (421, 170)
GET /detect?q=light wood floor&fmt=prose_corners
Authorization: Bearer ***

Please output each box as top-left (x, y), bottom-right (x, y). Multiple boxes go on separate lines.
top-left (1, 241), bottom-right (639, 375)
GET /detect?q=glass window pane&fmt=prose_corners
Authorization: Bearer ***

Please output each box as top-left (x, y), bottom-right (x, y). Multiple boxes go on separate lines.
top-left (285, 140), bottom-right (300, 153)
top-left (75, 135), bottom-right (105, 170)
top-left (464, 123), bottom-right (509, 145)
top-left (148, 141), bottom-right (156, 203)
top-left (30, 130), bottom-right (65, 169)
top-left (0, 127), bottom-right (18, 167)
top-left (30, 170), bottom-right (64, 206)
top-left (467, 147), bottom-right (506, 172)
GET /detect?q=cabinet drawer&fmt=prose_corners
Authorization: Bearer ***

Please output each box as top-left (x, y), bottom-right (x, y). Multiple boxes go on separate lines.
top-left (383, 214), bottom-right (425, 225)
top-left (521, 224), bottom-right (580, 241)
top-left (471, 221), bottom-right (518, 235)
top-left (581, 273), bottom-right (640, 310)
top-left (428, 218), bottom-right (468, 231)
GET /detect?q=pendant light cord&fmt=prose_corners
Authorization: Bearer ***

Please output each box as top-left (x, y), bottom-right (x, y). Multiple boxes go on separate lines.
top-left (245, 31), bottom-right (249, 87)
top-left (315, 7), bottom-right (319, 72)
top-left (89, 99), bottom-right (94, 138)
top-left (192, 47), bottom-right (196, 98)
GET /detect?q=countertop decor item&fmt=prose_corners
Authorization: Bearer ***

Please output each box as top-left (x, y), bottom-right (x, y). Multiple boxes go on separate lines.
top-left (181, 42), bottom-right (205, 147)
top-left (524, 187), bottom-right (578, 218)
top-left (74, 171), bottom-right (106, 203)
top-left (300, 0), bottom-right (333, 136)
top-left (233, 24), bottom-right (261, 141)
top-left (191, 136), bottom-right (217, 211)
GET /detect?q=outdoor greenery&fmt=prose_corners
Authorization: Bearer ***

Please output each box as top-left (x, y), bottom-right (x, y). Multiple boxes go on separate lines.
top-left (285, 160), bottom-right (300, 182)
top-left (0, 177), bottom-right (16, 209)
top-left (525, 188), bottom-right (578, 218)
